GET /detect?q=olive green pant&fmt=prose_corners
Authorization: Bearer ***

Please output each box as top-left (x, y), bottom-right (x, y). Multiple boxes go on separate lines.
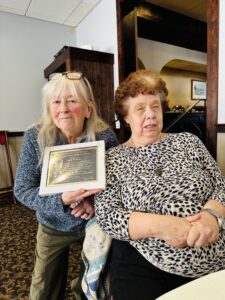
top-left (29, 223), bottom-right (85, 300)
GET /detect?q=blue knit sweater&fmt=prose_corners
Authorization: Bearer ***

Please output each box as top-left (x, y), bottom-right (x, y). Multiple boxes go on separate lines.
top-left (14, 126), bottom-right (119, 232)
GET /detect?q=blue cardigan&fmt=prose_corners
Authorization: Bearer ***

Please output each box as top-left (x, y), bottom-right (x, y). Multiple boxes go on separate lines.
top-left (14, 126), bottom-right (119, 232)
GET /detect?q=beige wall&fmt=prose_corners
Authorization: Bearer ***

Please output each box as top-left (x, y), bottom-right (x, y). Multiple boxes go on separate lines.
top-left (161, 68), bottom-right (206, 109)
top-left (137, 38), bottom-right (207, 110)
top-left (0, 136), bottom-right (23, 190)
top-left (138, 38), bottom-right (206, 73)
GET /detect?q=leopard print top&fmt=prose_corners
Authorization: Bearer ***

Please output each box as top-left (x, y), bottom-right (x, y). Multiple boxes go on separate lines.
top-left (95, 132), bottom-right (225, 278)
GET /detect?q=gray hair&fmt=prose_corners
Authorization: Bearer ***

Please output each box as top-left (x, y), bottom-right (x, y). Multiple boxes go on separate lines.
top-left (36, 74), bottom-right (108, 161)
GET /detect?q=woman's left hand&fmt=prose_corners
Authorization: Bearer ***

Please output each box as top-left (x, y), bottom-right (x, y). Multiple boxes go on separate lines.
top-left (70, 198), bottom-right (94, 220)
top-left (186, 212), bottom-right (220, 247)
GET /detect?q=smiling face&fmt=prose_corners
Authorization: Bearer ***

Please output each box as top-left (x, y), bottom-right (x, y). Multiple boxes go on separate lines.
top-left (124, 93), bottom-right (163, 145)
top-left (49, 88), bottom-right (91, 143)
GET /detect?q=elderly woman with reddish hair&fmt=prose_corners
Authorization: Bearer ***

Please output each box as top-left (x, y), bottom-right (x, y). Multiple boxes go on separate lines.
top-left (95, 69), bottom-right (225, 300)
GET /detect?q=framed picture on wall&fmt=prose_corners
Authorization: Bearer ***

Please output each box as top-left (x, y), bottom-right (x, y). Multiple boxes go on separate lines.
top-left (191, 80), bottom-right (207, 100)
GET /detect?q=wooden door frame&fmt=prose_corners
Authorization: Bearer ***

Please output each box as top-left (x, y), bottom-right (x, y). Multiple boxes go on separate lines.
top-left (206, 0), bottom-right (218, 158)
top-left (116, 0), bottom-right (219, 158)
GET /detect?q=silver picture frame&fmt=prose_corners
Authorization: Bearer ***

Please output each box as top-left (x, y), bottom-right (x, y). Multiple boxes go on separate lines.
top-left (39, 140), bottom-right (105, 195)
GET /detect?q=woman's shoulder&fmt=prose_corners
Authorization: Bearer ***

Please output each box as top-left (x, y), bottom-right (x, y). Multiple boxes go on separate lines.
top-left (169, 132), bottom-right (200, 144)
top-left (97, 127), bottom-right (119, 149)
top-left (23, 125), bottom-right (40, 145)
top-left (97, 127), bottom-right (116, 139)
top-left (105, 145), bottom-right (126, 174)
top-left (106, 144), bottom-right (128, 160)
top-left (25, 124), bottom-right (39, 135)
top-left (167, 132), bottom-right (205, 154)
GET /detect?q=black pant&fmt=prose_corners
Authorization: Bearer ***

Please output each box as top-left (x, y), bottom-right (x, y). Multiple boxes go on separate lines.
top-left (110, 240), bottom-right (195, 300)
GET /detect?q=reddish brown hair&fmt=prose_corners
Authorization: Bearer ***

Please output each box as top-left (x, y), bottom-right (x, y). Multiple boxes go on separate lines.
top-left (115, 69), bottom-right (168, 123)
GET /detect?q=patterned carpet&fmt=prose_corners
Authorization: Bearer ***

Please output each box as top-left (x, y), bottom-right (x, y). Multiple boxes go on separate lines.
top-left (0, 195), bottom-right (82, 300)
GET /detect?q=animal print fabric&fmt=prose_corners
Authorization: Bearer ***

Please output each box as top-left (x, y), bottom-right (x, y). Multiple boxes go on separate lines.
top-left (95, 132), bottom-right (225, 278)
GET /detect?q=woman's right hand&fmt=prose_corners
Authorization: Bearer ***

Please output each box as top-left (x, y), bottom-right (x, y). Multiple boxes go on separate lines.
top-left (160, 215), bottom-right (193, 248)
top-left (61, 188), bottom-right (101, 206)
top-left (186, 212), bottom-right (220, 247)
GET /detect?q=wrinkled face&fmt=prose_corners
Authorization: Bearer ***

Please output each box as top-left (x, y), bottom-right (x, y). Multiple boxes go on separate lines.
top-left (49, 89), bottom-right (91, 140)
top-left (124, 93), bottom-right (163, 143)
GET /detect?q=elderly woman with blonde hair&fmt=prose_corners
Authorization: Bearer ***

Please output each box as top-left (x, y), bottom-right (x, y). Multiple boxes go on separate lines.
top-left (14, 71), bottom-right (118, 300)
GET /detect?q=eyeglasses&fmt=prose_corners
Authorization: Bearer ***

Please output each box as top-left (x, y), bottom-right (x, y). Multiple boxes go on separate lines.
top-left (48, 71), bottom-right (94, 102)
top-left (48, 71), bottom-right (83, 81)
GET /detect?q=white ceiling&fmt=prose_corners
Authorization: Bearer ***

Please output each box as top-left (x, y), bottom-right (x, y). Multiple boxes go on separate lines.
top-left (0, 0), bottom-right (101, 27)
top-left (0, 0), bottom-right (207, 28)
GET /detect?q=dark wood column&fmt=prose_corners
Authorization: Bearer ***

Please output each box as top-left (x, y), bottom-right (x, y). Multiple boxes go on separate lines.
top-left (206, 0), bottom-right (219, 158)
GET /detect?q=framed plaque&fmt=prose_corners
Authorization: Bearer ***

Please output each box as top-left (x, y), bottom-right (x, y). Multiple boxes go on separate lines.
top-left (39, 140), bottom-right (105, 195)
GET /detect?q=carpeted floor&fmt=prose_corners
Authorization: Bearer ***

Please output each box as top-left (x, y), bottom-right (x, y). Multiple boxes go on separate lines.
top-left (0, 195), bottom-right (82, 300)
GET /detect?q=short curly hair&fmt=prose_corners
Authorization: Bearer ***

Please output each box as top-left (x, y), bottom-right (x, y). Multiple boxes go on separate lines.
top-left (115, 69), bottom-right (168, 123)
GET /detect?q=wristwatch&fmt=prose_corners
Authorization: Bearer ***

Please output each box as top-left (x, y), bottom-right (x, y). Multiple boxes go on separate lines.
top-left (201, 208), bottom-right (225, 231)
